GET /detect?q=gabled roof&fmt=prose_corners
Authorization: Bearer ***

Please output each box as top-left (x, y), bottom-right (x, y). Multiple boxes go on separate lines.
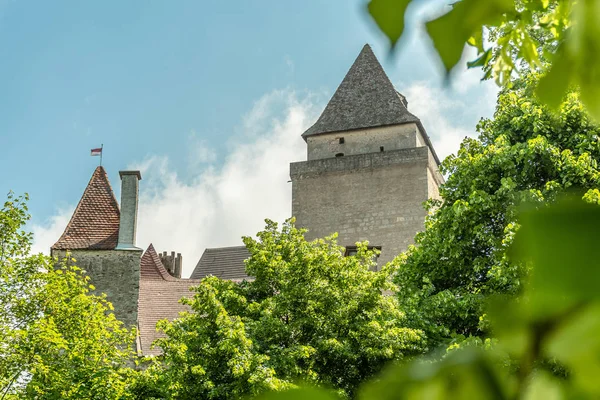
top-left (52, 166), bottom-right (121, 250)
top-left (302, 44), bottom-right (419, 139)
top-left (138, 244), bottom-right (201, 356)
top-left (190, 246), bottom-right (251, 280)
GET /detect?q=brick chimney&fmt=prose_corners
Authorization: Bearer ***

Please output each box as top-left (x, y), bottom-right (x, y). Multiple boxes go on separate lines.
top-left (116, 170), bottom-right (142, 250)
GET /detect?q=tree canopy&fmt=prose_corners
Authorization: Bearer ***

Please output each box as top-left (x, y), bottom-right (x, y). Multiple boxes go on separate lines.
top-left (392, 73), bottom-right (600, 348)
top-left (0, 192), bottom-right (136, 399)
top-left (140, 220), bottom-right (424, 399)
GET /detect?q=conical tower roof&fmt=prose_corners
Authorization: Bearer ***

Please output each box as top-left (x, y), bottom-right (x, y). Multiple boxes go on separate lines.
top-left (302, 44), bottom-right (419, 138)
top-left (52, 166), bottom-right (121, 250)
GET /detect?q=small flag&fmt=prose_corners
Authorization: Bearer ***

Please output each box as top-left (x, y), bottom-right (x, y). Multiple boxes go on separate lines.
top-left (91, 147), bottom-right (102, 156)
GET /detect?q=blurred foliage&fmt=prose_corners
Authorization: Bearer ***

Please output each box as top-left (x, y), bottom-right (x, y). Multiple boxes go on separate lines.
top-left (0, 192), bottom-right (137, 399)
top-left (393, 72), bottom-right (600, 349)
top-left (138, 220), bottom-right (424, 399)
top-left (368, 0), bottom-right (600, 121)
top-left (355, 196), bottom-right (600, 399)
top-left (249, 196), bottom-right (600, 398)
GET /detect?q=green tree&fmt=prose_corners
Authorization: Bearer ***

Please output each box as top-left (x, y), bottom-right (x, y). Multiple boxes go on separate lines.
top-left (393, 73), bottom-right (600, 348)
top-left (0, 192), bottom-right (136, 399)
top-left (143, 220), bottom-right (424, 399)
top-left (367, 0), bottom-right (600, 121)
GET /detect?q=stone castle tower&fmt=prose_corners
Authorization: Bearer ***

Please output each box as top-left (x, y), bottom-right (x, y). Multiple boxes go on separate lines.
top-left (290, 44), bottom-right (443, 266)
top-left (51, 169), bottom-right (143, 327)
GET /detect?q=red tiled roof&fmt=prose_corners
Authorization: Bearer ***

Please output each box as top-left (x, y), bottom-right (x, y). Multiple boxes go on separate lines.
top-left (138, 244), bottom-right (201, 356)
top-left (52, 166), bottom-right (120, 250)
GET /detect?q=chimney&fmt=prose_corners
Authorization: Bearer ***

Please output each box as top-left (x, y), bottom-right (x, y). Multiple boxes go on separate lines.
top-left (116, 170), bottom-right (142, 250)
top-left (158, 251), bottom-right (183, 278)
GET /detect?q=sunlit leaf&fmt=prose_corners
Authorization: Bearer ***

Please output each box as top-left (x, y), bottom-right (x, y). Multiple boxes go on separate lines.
top-left (522, 372), bottom-right (563, 400)
top-left (367, 0), bottom-right (412, 48)
top-left (425, 0), bottom-right (513, 74)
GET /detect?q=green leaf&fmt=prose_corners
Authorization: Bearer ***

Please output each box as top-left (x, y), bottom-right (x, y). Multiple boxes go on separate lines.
top-left (367, 0), bottom-right (412, 48)
top-left (467, 48), bottom-right (493, 69)
top-left (546, 304), bottom-right (600, 394)
top-left (426, 0), bottom-right (514, 74)
top-left (467, 28), bottom-right (485, 53)
top-left (522, 372), bottom-right (563, 400)
top-left (256, 387), bottom-right (340, 400)
top-left (536, 44), bottom-right (572, 109)
top-left (512, 196), bottom-right (600, 312)
top-left (358, 348), bottom-right (508, 400)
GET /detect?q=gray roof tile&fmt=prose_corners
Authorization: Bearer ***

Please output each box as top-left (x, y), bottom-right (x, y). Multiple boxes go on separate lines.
top-left (302, 44), bottom-right (419, 138)
top-left (190, 246), bottom-right (250, 280)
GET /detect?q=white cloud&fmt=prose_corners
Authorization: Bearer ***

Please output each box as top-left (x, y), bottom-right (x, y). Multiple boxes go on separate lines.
top-left (30, 206), bottom-right (74, 255)
top-left (31, 77), bottom-right (497, 277)
top-left (186, 130), bottom-right (218, 171)
top-left (130, 89), bottom-right (318, 277)
top-left (283, 55), bottom-right (295, 75)
top-left (29, 89), bottom-right (318, 275)
top-left (400, 68), bottom-right (498, 161)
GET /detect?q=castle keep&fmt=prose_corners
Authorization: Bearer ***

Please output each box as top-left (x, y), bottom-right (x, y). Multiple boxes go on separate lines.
top-left (51, 44), bottom-right (442, 355)
top-left (291, 45), bottom-right (442, 266)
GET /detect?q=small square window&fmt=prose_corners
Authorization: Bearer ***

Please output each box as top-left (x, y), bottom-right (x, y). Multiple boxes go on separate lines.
top-left (339, 137), bottom-right (345, 144)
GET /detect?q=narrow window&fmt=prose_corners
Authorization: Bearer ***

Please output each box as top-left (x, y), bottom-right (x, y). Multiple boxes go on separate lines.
top-left (335, 153), bottom-right (344, 157)
top-left (380, 146), bottom-right (384, 152)
top-left (339, 137), bottom-right (345, 144)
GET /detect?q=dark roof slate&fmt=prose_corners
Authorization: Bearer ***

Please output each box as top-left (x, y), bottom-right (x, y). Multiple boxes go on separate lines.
top-left (302, 44), bottom-right (419, 138)
top-left (138, 244), bottom-right (200, 356)
top-left (190, 246), bottom-right (251, 280)
top-left (52, 166), bottom-right (121, 250)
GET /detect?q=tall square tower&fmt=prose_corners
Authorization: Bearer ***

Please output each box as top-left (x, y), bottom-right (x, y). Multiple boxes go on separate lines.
top-left (290, 45), bottom-right (443, 266)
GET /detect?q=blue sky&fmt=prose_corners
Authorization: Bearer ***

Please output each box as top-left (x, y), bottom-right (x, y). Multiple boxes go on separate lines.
top-left (0, 0), bottom-right (498, 274)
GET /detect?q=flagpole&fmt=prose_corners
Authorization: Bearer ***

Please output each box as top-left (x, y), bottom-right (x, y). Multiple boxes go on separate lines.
top-left (100, 144), bottom-right (103, 167)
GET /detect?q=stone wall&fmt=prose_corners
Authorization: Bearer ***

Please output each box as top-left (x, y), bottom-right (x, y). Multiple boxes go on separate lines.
top-left (52, 249), bottom-right (142, 328)
top-left (291, 146), bottom-right (439, 267)
top-left (306, 123), bottom-right (420, 161)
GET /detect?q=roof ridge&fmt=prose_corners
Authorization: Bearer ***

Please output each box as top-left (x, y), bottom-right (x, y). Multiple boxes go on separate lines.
top-left (190, 246), bottom-right (251, 280)
top-left (205, 245), bottom-right (247, 251)
top-left (52, 166), bottom-right (121, 250)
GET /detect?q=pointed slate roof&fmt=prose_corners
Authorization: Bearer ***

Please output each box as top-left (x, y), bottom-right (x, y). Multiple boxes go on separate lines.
top-left (138, 244), bottom-right (201, 356)
top-left (302, 44), bottom-right (420, 138)
top-left (52, 167), bottom-right (121, 250)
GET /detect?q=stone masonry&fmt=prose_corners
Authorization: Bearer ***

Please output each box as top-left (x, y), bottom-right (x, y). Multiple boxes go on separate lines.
top-left (54, 249), bottom-right (142, 328)
top-left (292, 44), bottom-right (444, 267)
top-left (291, 145), bottom-right (441, 266)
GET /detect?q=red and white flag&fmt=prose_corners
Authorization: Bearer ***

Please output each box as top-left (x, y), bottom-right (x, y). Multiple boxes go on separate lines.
top-left (91, 147), bottom-right (102, 156)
